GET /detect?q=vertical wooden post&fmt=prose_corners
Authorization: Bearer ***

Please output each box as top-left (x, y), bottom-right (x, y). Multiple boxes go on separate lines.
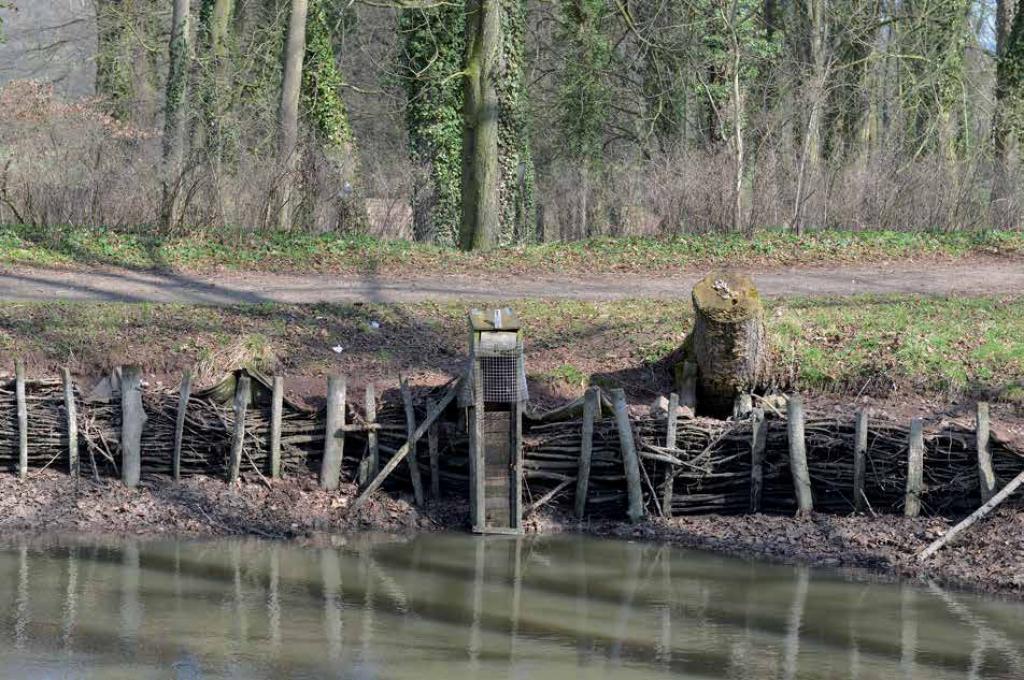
top-left (120, 366), bottom-right (145, 488)
top-left (360, 383), bottom-right (379, 487)
top-left (15, 359), bottom-right (27, 479)
top-left (269, 375), bottom-right (284, 479)
top-left (905, 417), bottom-right (925, 517)
top-left (611, 388), bottom-right (645, 523)
top-left (61, 368), bottom-right (78, 477)
top-left (228, 374), bottom-right (250, 483)
top-left (470, 362), bottom-right (485, 529)
top-left (853, 409), bottom-right (869, 512)
top-left (427, 398), bottom-right (440, 500)
top-left (400, 379), bottom-right (426, 506)
top-left (574, 386), bottom-right (599, 520)
top-left (320, 375), bottom-right (346, 491)
top-left (787, 395), bottom-right (813, 515)
top-left (661, 393), bottom-right (679, 518)
top-left (172, 370), bottom-right (192, 482)
top-left (976, 402), bottom-right (996, 504)
top-left (750, 407), bottom-right (766, 513)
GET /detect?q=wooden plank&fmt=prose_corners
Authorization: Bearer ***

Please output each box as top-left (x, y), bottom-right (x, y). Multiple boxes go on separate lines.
top-left (427, 398), bottom-right (440, 500)
top-left (471, 361), bottom-right (485, 529)
top-left (320, 376), bottom-right (346, 491)
top-left (787, 394), bottom-right (813, 515)
top-left (120, 366), bottom-right (145, 488)
top-left (15, 359), bottom-right (27, 479)
top-left (269, 375), bottom-right (284, 479)
top-left (750, 407), bottom-right (766, 513)
top-left (905, 417), bottom-right (925, 517)
top-left (976, 402), bottom-right (996, 504)
top-left (574, 387), bottom-right (599, 520)
top-left (360, 383), bottom-right (378, 488)
top-left (61, 368), bottom-right (79, 477)
top-left (349, 381), bottom-right (458, 513)
top-left (400, 379), bottom-right (426, 506)
top-left (514, 397), bottom-right (524, 530)
top-left (611, 388), bottom-right (645, 523)
top-left (853, 409), bottom-right (868, 512)
top-left (661, 392), bottom-right (679, 518)
top-left (172, 370), bottom-right (192, 482)
top-left (228, 374), bottom-right (250, 483)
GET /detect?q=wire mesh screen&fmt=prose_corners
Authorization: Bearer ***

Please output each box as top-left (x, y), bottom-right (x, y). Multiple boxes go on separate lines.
top-left (476, 346), bottom-right (528, 403)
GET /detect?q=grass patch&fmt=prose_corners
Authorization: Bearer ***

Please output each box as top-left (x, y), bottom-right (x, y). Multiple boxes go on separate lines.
top-left (0, 295), bottom-right (1020, 404)
top-left (1, 223), bottom-right (1021, 275)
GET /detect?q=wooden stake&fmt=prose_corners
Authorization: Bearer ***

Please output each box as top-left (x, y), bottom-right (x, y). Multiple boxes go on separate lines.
top-left (976, 402), bottom-right (996, 504)
top-left (678, 361), bottom-right (697, 409)
top-left (750, 407), bottom-right (766, 513)
top-left (611, 388), bottom-right (645, 523)
top-left (787, 395), bottom-right (813, 515)
top-left (919, 470), bottom-right (1024, 561)
top-left (661, 392), bottom-right (679, 518)
top-left (269, 376), bottom-right (284, 479)
top-left (172, 370), bottom-right (192, 482)
top-left (400, 379), bottom-right (426, 506)
top-left (228, 374), bottom-right (250, 483)
top-left (120, 366), bottom-right (145, 487)
top-left (320, 375), bottom-right (346, 491)
top-left (350, 381), bottom-right (458, 513)
top-left (61, 368), bottom-right (78, 477)
top-left (15, 359), bottom-right (27, 479)
top-left (853, 409), bottom-right (868, 512)
top-left (905, 417), bottom-right (925, 517)
top-left (360, 384), bottom-right (378, 488)
top-left (427, 398), bottom-right (440, 500)
top-left (574, 387), bottom-right (599, 520)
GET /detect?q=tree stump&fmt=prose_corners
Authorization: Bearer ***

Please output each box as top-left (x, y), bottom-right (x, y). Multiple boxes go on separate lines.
top-left (684, 272), bottom-right (769, 416)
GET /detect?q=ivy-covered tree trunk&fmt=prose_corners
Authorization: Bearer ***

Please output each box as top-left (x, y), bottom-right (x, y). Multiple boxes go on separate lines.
top-left (162, 0), bottom-right (193, 229)
top-left (198, 0), bottom-right (235, 166)
top-left (277, 0), bottom-right (309, 232)
top-left (96, 0), bottom-right (135, 121)
top-left (992, 0), bottom-right (1021, 215)
top-left (401, 5), bottom-right (465, 246)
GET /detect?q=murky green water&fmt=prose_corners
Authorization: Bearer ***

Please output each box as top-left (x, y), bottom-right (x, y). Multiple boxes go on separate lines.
top-left (0, 533), bottom-right (1020, 679)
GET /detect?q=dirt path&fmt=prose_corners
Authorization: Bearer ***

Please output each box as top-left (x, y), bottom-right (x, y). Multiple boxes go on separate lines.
top-left (1, 258), bottom-right (1021, 304)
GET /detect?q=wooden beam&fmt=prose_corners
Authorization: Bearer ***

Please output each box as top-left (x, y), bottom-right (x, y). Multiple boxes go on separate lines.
top-left (61, 368), bottom-right (78, 477)
top-left (400, 379), bottom-right (426, 506)
top-left (976, 402), bottom-right (996, 504)
top-left (228, 374), bottom-right (250, 483)
top-left (320, 376), bottom-right (347, 491)
top-left (611, 388), bottom-right (645, 523)
top-left (15, 359), bottom-right (27, 479)
top-left (787, 395), bottom-right (813, 515)
top-left (905, 417), bottom-right (925, 517)
top-left (853, 409), bottom-right (868, 512)
top-left (427, 398), bottom-right (440, 500)
top-left (349, 381), bottom-right (458, 514)
top-left (120, 366), bottom-right (145, 487)
top-left (269, 375), bottom-right (284, 479)
top-left (661, 392), bottom-right (679, 518)
top-left (574, 387), bottom-right (599, 520)
top-left (172, 370), bottom-right (192, 482)
top-left (750, 407), bottom-right (766, 513)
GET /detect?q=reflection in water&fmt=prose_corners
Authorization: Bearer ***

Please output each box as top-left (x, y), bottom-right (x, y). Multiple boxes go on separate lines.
top-left (0, 533), bottom-right (1020, 679)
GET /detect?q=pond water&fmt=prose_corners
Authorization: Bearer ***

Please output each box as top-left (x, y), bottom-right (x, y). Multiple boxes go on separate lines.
top-left (0, 533), bottom-right (1020, 679)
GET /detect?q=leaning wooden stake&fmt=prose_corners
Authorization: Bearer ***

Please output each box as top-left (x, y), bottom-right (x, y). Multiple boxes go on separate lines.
top-left (350, 381), bottom-right (458, 513)
top-left (853, 409), bottom-right (868, 512)
top-left (427, 398), bottom-right (440, 500)
top-left (15, 359), bottom-right (27, 479)
top-left (574, 387), bottom-right (599, 520)
top-left (120, 366), bottom-right (146, 488)
top-left (919, 470), bottom-right (1024, 561)
top-left (976, 402), bottom-right (996, 504)
top-left (320, 376), bottom-right (347, 491)
top-left (400, 379), bottom-right (426, 506)
top-left (749, 408), bottom-right (766, 513)
top-left (787, 395), bottom-right (813, 515)
top-left (61, 368), bottom-right (78, 477)
top-left (905, 418), bottom-right (925, 518)
top-left (611, 388), bottom-right (645, 523)
top-left (172, 370), bottom-right (192, 482)
top-left (228, 374), bottom-right (250, 483)
top-left (269, 376), bottom-right (284, 479)
top-left (661, 392), bottom-right (679, 518)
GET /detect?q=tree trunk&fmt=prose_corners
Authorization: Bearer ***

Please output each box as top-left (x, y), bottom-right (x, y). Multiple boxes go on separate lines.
top-left (198, 0), bottom-right (235, 165)
top-left (460, 0), bottom-right (501, 249)
top-left (992, 0), bottom-right (1020, 219)
top-left (277, 0), bottom-right (309, 232)
top-left (162, 0), bottom-right (193, 229)
top-left (688, 272), bottom-right (770, 417)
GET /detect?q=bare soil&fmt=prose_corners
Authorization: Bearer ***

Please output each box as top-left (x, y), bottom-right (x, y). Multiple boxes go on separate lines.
top-left (2, 257), bottom-right (1023, 304)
